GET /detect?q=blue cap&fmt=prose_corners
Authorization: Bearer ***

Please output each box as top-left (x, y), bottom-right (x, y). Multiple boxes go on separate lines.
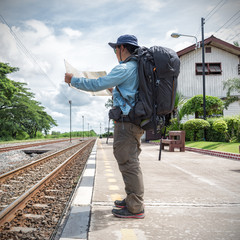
top-left (108, 34), bottom-right (139, 48)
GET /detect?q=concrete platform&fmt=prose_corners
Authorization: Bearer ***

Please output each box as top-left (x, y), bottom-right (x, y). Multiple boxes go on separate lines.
top-left (58, 138), bottom-right (240, 240)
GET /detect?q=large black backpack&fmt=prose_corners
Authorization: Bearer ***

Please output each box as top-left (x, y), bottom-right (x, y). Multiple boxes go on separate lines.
top-left (123, 46), bottom-right (180, 133)
top-left (108, 46), bottom-right (180, 159)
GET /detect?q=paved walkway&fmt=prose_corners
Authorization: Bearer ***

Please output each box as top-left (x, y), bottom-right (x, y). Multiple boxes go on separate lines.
top-left (59, 138), bottom-right (240, 240)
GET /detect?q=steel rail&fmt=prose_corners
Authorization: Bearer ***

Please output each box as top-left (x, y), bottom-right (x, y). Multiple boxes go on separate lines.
top-left (0, 139), bottom-right (94, 227)
top-left (0, 139), bottom-right (77, 153)
top-left (0, 141), bottom-right (85, 183)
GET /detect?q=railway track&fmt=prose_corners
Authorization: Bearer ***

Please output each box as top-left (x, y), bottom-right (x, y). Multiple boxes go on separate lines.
top-left (0, 139), bottom-right (74, 153)
top-left (0, 140), bottom-right (85, 186)
top-left (0, 139), bottom-right (95, 240)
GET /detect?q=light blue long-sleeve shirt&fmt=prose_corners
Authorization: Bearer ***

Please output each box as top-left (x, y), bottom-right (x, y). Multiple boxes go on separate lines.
top-left (71, 60), bottom-right (139, 115)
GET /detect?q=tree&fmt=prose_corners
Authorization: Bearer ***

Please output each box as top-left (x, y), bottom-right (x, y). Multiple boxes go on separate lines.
top-left (0, 62), bottom-right (57, 139)
top-left (223, 78), bottom-right (240, 109)
top-left (180, 95), bottom-right (224, 119)
top-left (172, 91), bottom-right (186, 129)
top-left (0, 63), bottom-right (19, 110)
top-left (105, 98), bottom-right (113, 109)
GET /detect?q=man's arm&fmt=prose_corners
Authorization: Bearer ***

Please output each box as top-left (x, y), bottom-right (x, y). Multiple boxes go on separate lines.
top-left (64, 64), bottom-right (127, 92)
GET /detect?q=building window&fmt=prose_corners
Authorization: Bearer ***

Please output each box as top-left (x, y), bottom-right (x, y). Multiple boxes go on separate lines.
top-left (196, 62), bottom-right (222, 75)
top-left (238, 64), bottom-right (240, 75)
top-left (205, 47), bottom-right (211, 53)
top-left (209, 63), bottom-right (222, 74)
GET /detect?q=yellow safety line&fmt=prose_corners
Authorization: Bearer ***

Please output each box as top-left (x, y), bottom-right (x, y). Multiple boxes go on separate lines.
top-left (110, 193), bottom-right (122, 201)
top-left (107, 178), bottom-right (117, 183)
top-left (98, 139), bottom-right (123, 208)
top-left (105, 173), bottom-right (114, 177)
top-left (109, 185), bottom-right (119, 190)
top-left (121, 229), bottom-right (137, 240)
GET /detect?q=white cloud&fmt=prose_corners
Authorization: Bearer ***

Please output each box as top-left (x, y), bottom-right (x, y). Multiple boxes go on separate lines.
top-left (139, 0), bottom-right (166, 12)
top-left (62, 27), bottom-right (82, 38)
top-left (14, 19), bottom-right (53, 43)
top-left (50, 111), bottom-right (65, 118)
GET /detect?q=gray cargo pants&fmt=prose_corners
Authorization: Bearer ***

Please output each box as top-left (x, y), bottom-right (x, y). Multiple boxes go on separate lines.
top-left (113, 121), bottom-right (144, 213)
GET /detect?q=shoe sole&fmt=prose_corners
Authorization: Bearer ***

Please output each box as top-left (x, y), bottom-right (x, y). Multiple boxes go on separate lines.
top-left (114, 204), bottom-right (126, 209)
top-left (112, 213), bottom-right (145, 219)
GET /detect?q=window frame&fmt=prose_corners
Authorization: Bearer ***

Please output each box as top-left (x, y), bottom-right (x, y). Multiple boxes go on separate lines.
top-left (195, 62), bottom-right (222, 75)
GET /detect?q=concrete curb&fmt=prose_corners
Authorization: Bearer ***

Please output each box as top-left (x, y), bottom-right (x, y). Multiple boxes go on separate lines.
top-left (59, 140), bottom-right (97, 240)
top-left (185, 147), bottom-right (240, 161)
top-left (149, 141), bottom-right (240, 161)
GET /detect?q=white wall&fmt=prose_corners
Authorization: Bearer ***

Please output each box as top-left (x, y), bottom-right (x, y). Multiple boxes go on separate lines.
top-left (177, 46), bottom-right (239, 98)
top-left (223, 101), bottom-right (240, 116)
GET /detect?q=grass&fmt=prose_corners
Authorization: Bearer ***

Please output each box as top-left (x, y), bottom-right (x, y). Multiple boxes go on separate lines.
top-left (185, 141), bottom-right (240, 154)
top-left (0, 138), bottom-right (46, 145)
top-left (0, 137), bottom-right (67, 145)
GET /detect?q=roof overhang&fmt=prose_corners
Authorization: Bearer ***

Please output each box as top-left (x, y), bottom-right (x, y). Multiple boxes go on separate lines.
top-left (177, 35), bottom-right (240, 57)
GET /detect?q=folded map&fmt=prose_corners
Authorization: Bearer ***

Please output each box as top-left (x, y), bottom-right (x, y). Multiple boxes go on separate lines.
top-left (64, 59), bottom-right (111, 96)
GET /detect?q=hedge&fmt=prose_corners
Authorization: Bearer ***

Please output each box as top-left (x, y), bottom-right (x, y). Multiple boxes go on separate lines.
top-left (183, 119), bottom-right (210, 141)
top-left (171, 115), bottom-right (240, 142)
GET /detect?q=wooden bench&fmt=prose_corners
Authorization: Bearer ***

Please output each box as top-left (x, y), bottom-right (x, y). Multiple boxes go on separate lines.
top-left (161, 131), bottom-right (185, 152)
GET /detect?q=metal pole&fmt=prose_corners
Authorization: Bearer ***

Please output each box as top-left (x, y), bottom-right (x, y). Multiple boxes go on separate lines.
top-left (69, 100), bottom-right (72, 143)
top-left (201, 17), bottom-right (207, 140)
top-left (158, 138), bottom-right (162, 161)
top-left (106, 118), bottom-right (110, 144)
top-left (82, 116), bottom-right (84, 140)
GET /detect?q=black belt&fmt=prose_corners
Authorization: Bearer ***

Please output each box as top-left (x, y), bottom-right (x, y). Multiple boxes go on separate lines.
top-left (115, 114), bottom-right (132, 123)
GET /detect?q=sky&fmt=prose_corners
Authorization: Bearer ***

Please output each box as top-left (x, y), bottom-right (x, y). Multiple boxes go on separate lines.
top-left (0, 0), bottom-right (239, 134)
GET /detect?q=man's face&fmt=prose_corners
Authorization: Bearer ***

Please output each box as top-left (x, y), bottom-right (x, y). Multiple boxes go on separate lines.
top-left (115, 45), bottom-right (123, 62)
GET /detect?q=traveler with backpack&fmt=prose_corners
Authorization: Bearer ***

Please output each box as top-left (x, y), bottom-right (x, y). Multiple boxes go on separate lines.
top-left (65, 34), bottom-right (145, 219)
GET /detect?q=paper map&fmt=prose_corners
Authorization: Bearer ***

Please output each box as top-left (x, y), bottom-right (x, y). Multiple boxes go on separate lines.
top-left (64, 59), bottom-right (111, 96)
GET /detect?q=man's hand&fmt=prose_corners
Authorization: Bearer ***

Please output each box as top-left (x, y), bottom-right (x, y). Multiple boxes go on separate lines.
top-left (108, 87), bottom-right (113, 93)
top-left (65, 73), bottom-right (73, 84)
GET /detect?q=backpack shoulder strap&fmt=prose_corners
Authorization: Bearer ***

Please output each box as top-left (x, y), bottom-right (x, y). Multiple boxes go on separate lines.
top-left (123, 55), bottom-right (137, 63)
top-left (116, 86), bottom-right (133, 109)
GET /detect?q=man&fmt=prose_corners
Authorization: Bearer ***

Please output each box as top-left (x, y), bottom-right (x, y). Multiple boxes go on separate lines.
top-left (65, 34), bottom-right (145, 219)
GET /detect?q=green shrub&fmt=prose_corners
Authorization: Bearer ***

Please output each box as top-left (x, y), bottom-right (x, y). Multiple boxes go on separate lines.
top-left (206, 116), bottom-right (240, 142)
top-left (35, 131), bottom-right (44, 139)
top-left (183, 119), bottom-right (210, 141)
top-left (206, 118), bottom-right (226, 142)
top-left (16, 130), bottom-right (29, 140)
top-left (184, 119), bottom-right (210, 130)
top-left (167, 118), bottom-right (181, 130)
top-left (0, 131), bottom-right (14, 141)
top-left (165, 118), bottom-right (183, 137)
top-left (223, 115), bottom-right (240, 142)
top-left (102, 132), bottom-right (113, 137)
top-left (212, 119), bottom-right (228, 133)
top-left (185, 129), bottom-right (206, 141)
top-left (183, 115), bottom-right (240, 142)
